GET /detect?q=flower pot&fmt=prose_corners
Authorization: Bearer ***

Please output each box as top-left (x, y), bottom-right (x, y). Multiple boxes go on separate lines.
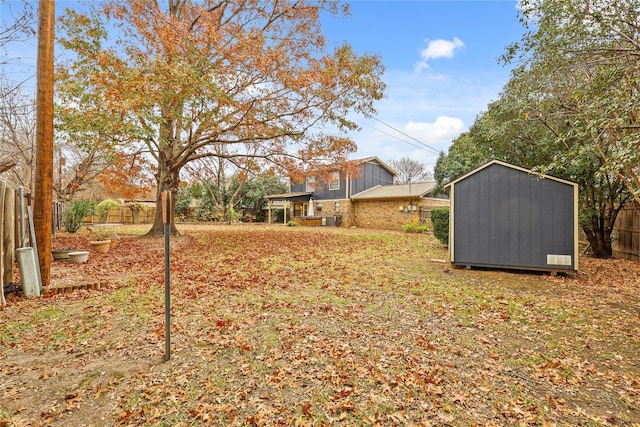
top-left (89, 240), bottom-right (111, 254)
top-left (52, 249), bottom-right (77, 261)
top-left (68, 251), bottom-right (90, 263)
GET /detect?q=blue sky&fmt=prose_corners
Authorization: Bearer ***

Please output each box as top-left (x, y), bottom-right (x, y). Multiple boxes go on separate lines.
top-left (2, 0), bottom-right (525, 173)
top-left (320, 0), bottom-right (525, 171)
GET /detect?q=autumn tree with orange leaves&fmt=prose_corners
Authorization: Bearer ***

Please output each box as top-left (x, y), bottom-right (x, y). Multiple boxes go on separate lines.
top-left (56, 0), bottom-right (385, 236)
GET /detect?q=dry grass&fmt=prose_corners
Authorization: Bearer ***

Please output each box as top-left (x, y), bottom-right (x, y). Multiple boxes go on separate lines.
top-left (1, 223), bottom-right (639, 426)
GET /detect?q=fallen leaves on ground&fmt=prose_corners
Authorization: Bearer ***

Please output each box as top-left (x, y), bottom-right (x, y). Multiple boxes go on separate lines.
top-left (1, 224), bottom-right (639, 426)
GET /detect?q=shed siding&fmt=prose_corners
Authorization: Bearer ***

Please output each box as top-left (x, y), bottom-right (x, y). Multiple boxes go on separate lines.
top-left (453, 163), bottom-right (575, 270)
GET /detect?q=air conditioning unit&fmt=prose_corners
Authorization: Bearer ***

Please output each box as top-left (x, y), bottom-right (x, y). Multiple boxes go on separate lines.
top-left (324, 216), bottom-right (336, 227)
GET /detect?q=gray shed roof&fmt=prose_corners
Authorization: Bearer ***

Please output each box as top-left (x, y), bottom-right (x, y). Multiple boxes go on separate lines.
top-left (351, 182), bottom-right (437, 200)
top-left (444, 159), bottom-right (576, 188)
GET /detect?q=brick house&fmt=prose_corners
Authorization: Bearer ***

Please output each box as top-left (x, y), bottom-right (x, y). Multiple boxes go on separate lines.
top-left (265, 157), bottom-right (449, 230)
top-left (350, 182), bottom-right (449, 229)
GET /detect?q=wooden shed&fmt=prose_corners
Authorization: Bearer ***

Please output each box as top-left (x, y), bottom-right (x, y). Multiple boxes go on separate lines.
top-left (446, 160), bottom-right (578, 272)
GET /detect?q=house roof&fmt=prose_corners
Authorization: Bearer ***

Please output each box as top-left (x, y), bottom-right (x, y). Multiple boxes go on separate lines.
top-left (351, 182), bottom-right (437, 200)
top-left (444, 160), bottom-right (577, 188)
top-left (352, 156), bottom-right (398, 177)
top-left (299, 157), bottom-right (397, 179)
top-left (265, 191), bottom-right (312, 201)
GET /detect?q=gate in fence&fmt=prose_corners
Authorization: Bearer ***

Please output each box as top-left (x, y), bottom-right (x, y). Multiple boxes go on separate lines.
top-left (612, 203), bottom-right (640, 260)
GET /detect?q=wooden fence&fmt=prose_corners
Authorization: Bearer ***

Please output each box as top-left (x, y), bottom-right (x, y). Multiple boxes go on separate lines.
top-left (1, 181), bottom-right (64, 304)
top-left (2, 183), bottom-right (31, 304)
top-left (612, 203), bottom-right (640, 260)
top-left (1, 180), bottom-right (14, 304)
top-left (83, 204), bottom-right (157, 225)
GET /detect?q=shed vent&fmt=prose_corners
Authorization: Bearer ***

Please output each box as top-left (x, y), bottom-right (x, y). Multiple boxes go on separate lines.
top-left (546, 254), bottom-right (572, 266)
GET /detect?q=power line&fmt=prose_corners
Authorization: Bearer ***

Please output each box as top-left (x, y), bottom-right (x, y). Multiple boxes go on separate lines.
top-left (358, 120), bottom-right (431, 153)
top-left (368, 116), bottom-right (442, 155)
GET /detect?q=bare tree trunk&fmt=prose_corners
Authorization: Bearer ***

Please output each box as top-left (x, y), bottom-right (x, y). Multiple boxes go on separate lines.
top-left (583, 227), bottom-right (611, 258)
top-left (33, 0), bottom-right (55, 287)
top-left (582, 205), bottom-right (620, 258)
top-left (147, 188), bottom-right (179, 236)
top-left (146, 161), bottom-right (180, 237)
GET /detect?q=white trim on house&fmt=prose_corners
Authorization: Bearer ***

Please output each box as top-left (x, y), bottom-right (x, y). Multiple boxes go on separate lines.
top-left (329, 171), bottom-right (340, 191)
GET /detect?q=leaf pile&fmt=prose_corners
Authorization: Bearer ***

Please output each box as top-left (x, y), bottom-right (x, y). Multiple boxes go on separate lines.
top-left (1, 224), bottom-right (639, 426)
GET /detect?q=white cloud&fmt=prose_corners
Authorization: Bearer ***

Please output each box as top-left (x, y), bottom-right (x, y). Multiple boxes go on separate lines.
top-left (352, 116), bottom-right (467, 171)
top-left (414, 37), bottom-right (465, 73)
top-left (351, 67), bottom-right (511, 170)
top-left (405, 116), bottom-right (466, 144)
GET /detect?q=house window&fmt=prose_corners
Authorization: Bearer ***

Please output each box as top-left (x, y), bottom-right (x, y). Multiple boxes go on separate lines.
top-left (334, 201), bottom-right (340, 213)
top-left (329, 171), bottom-right (340, 190)
top-left (306, 177), bottom-right (315, 192)
top-left (316, 202), bottom-right (322, 213)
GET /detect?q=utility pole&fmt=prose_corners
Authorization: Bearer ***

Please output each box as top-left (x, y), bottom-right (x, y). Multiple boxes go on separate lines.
top-left (34, 0), bottom-right (55, 288)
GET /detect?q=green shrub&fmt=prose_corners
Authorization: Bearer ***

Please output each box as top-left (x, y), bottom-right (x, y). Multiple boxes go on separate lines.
top-left (64, 199), bottom-right (96, 233)
top-left (430, 207), bottom-right (449, 245)
top-left (95, 199), bottom-right (121, 222)
top-left (175, 187), bottom-right (194, 221)
top-left (286, 221), bottom-right (300, 227)
top-left (402, 220), bottom-right (429, 234)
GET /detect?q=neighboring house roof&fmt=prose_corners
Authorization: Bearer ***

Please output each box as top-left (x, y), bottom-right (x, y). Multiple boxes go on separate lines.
top-left (444, 159), bottom-right (576, 188)
top-left (351, 182), bottom-right (437, 200)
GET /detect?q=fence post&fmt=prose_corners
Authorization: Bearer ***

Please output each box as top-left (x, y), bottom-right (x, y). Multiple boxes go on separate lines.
top-left (18, 187), bottom-right (26, 247)
top-left (0, 180), bottom-right (5, 305)
top-left (3, 186), bottom-right (15, 287)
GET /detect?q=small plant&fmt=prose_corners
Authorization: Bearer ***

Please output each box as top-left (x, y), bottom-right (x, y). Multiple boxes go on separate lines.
top-left (63, 199), bottom-right (96, 233)
top-left (402, 220), bottom-right (429, 234)
top-left (89, 227), bottom-right (112, 241)
top-left (430, 207), bottom-right (449, 245)
top-left (286, 221), bottom-right (300, 226)
top-left (95, 199), bottom-right (121, 223)
top-left (226, 206), bottom-right (241, 223)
